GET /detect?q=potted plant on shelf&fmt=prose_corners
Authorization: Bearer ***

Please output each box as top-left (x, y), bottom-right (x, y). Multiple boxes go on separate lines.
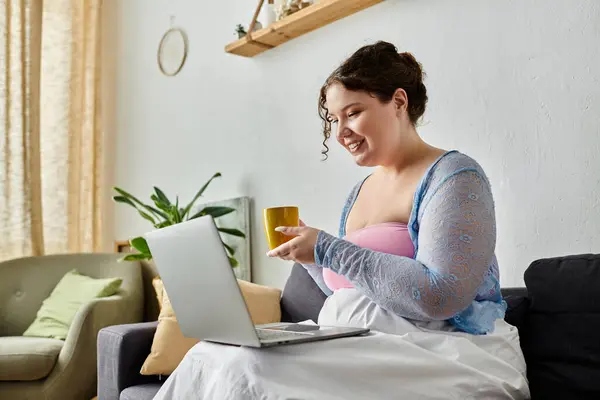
top-left (235, 24), bottom-right (247, 38)
top-left (112, 172), bottom-right (245, 267)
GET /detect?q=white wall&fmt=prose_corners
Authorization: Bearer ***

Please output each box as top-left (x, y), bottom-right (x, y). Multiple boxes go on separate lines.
top-left (109, 0), bottom-right (600, 289)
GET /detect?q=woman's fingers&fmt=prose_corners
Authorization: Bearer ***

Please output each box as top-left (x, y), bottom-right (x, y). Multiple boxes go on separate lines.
top-left (274, 226), bottom-right (303, 236)
top-left (266, 236), bottom-right (300, 259)
top-left (266, 242), bottom-right (292, 258)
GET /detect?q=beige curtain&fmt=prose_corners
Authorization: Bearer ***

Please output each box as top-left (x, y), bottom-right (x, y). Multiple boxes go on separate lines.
top-left (0, 0), bottom-right (105, 261)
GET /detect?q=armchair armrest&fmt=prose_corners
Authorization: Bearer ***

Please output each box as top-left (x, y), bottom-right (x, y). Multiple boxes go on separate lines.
top-left (41, 294), bottom-right (144, 399)
top-left (97, 321), bottom-right (160, 400)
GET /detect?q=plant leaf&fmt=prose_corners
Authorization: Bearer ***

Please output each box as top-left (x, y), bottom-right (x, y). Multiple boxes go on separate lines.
top-left (137, 210), bottom-right (156, 225)
top-left (228, 256), bottom-right (239, 268)
top-left (203, 206), bottom-right (236, 219)
top-left (113, 195), bottom-right (137, 208)
top-left (151, 194), bottom-right (176, 223)
top-left (122, 253), bottom-right (152, 261)
top-left (113, 187), bottom-right (152, 210)
top-left (155, 221), bottom-right (171, 229)
top-left (188, 209), bottom-right (205, 220)
top-left (130, 237), bottom-right (151, 255)
top-left (113, 187), bottom-right (144, 205)
top-left (151, 195), bottom-right (171, 212)
top-left (222, 242), bottom-right (235, 255)
top-left (114, 187), bottom-right (167, 219)
top-left (181, 172), bottom-right (222, 219)
top-left (189, 206), bottom-right (235, 220)
top-left (218, 227), bottom-right (246, 238)
top-left (154, 186), bottom-right (171, 206)
top-left (173, 197), bottom-right (181, 223)
top-left (140, 199), bottom-right (169, 220)
top-left (147, 206), bottom-right (169, 220)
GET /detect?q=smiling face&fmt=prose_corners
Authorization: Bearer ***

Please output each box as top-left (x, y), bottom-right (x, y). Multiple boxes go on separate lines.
top-left (325, 83), bottom-right (407, 167)
top-left (317, 42), bottom-right (429, 163)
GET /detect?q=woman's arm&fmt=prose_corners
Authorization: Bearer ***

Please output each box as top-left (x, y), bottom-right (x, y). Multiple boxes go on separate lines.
top-left (314, 170), bottom-right (495, 321)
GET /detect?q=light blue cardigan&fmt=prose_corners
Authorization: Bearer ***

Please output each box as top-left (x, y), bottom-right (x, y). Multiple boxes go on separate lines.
top-left (305, 150), bottom-right (506, 334)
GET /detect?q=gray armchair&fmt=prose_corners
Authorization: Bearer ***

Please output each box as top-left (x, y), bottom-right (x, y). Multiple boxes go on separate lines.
top-left (0, 253), bottom-right (144, 400)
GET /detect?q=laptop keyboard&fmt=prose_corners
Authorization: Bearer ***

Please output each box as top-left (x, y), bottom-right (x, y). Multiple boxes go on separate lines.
top-left (255, 328), bottom-right (312, 342)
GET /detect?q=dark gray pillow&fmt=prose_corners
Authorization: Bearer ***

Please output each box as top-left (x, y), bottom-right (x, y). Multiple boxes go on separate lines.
top-left (523, 253), bottom-right (600, 400)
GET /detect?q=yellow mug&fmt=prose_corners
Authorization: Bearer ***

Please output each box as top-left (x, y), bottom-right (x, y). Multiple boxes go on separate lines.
top-left (263, 206), bottom-right (299, 250)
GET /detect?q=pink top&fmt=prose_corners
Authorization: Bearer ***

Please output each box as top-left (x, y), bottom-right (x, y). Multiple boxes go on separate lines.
top-left (322, 222), bottom-right (415, 291)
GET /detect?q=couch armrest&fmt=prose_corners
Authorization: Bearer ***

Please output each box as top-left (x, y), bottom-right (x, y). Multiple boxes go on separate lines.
top-left (37, 292), bottom-right (143, 399)
top-left (97, 321), bottom-right (160, 400)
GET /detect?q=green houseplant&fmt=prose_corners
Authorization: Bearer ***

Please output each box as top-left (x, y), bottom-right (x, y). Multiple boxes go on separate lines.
top-left (112, 172), bottom-right (245, 267)
top-left (235, 24), bottom-right (247, 38)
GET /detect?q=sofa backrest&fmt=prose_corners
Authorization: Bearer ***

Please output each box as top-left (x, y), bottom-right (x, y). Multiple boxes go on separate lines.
top-left (281, 263), bottom-right (327, 323)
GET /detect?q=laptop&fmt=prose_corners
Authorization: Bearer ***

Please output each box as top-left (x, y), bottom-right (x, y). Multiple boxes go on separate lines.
top-left (143, 215), bottom-right (369, 348)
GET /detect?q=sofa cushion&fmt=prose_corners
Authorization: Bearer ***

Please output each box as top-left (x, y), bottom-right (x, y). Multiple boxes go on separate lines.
top-left (0, 336), bottom-right (63, 381)
top-left (120, 383), bottom-right (163, 400)
top-left (523, 253), bottom-right (600, 399)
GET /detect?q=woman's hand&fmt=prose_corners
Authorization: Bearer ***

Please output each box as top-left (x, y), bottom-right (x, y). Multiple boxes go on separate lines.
top-left (266, 221), bottom-right (320, 264)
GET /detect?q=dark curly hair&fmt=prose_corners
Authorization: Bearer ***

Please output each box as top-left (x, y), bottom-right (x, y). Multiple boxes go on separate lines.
top-left (318, 41), bottom-right (428, 159)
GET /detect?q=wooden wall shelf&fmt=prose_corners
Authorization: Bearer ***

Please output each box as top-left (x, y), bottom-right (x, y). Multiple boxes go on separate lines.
top-left (225, 0), bottom-right (384, 58)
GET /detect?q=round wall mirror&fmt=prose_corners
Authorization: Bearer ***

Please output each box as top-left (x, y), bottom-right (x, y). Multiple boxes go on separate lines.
top-left (157, 28), bottom-right (188, 77)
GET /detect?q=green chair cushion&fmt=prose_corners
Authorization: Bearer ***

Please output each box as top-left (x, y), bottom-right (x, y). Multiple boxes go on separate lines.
top-left (0, 336), bottom-right (63, 381)
top-left (23, 269), bottom-right (122, 340)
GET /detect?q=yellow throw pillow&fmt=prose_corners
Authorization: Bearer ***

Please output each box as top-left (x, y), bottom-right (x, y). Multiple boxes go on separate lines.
top-left (237, 280), bottom-right (282, 325)
top-left (140, 279), bottom-right (281, 376)
top-left (152, 277), bottom-right (164, 310)
top-left (140, 285), bottom-right (199, 375)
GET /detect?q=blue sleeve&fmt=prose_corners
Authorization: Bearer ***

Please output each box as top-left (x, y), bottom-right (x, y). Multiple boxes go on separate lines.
top-left (314, 170), bottom-right (496, 321)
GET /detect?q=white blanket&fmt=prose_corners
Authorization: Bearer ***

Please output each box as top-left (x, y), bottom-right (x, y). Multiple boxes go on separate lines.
top-left (153, 289), bottom-right (530, 400)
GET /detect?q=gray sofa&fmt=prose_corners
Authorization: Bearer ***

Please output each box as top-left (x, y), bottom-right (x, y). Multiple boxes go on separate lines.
top-left (98, 255), bottom-right (600, 400)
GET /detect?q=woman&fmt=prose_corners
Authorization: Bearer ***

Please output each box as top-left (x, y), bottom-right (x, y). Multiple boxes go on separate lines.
top-left (269, 41), bottom-right (504, 335)
top-left (155, 41), bottom-right (529, 400)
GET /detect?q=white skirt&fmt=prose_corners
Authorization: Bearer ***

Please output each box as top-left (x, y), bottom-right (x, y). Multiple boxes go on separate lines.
top-left (153, 289), bottom-right (530, 400)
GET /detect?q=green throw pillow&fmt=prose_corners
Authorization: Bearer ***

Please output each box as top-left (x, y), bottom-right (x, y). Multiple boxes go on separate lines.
top-left (23, 269), bottom-right (123, 340)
